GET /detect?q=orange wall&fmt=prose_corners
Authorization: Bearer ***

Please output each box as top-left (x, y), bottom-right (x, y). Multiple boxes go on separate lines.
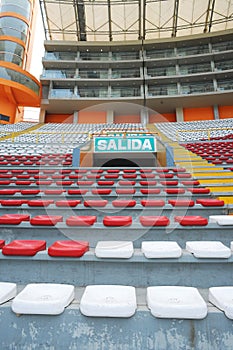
top-left (0, 92), bottom-right (17, 124)
top-left (114, 115), bottom-right (140, 123)
top-left (149, 113), bottom-right (176, 123)
top-left (218, 106), bottom-right (233, 119)
top-left (45, 114), bottom-right (73, 123)
top-left (183, 107), bottom-right (214, 122)
top-left (78, 111), bottom-right (107, 124)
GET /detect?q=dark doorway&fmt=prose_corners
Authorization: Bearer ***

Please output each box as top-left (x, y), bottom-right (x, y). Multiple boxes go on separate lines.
top-left (102, 158), bottom-right (139, 167)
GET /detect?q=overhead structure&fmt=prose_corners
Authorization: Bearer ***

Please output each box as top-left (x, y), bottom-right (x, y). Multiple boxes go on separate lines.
top-left (39, 0), bottom-right (233, 41)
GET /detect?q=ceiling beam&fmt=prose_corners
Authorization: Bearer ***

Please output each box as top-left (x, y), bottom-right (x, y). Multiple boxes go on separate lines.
top-left (74, 0), bottom-right (86, 41)
top-left (171, 0), bottom-right (179, 37)
top-left (107, 0), bottom-right (113, 41)
top-left (204, 0), bottom-right (216, 33)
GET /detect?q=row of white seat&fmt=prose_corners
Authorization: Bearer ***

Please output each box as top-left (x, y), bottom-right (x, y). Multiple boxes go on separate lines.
top-left (1, 282), bottom-right (233, 320)
top-left (156, 118), bottom-right (233, 141)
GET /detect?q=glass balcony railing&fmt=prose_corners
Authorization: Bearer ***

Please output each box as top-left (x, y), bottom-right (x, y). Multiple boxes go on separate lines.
top-left (181, 83), bottom-right (214, 94)
top-left (148, 85), bottom-right (178, 96)
top-left (147, 67), bottom-right (176, 77)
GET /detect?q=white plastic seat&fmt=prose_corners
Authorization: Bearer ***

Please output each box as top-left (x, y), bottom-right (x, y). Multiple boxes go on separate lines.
top-left (80, 285), bottom-right (137, 317)
top-left (209, 287), bottom-right (233, 319)
top-left (141, 241), bottom-right (182, 258)
top-left (11, 283), bottom-right (74, 315)
top-left (0, 282), bottom-right (17, 304)
top-left (186, 241), bottom-right (231, 258)
top-left (147, 286), bottom-right (207, 319)
top-left (209, 215), bottom-right (233, 225)
top-left (95, 241), bottom-right (134, 258)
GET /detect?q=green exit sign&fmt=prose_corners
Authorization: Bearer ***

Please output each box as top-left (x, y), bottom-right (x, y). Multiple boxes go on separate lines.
top-left (94, 137), bottom-right (156, 153)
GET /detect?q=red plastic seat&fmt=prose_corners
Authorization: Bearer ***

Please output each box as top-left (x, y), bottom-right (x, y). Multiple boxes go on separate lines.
top-left (156, 169), bottom-right (169, 173)
top-left (104, 174), bottom-right (119, 179)
top-left (66, 216), bottom-right (97, 226)
top-left (140, 188), bottom-right (161, 194)
top-left (43, 170), bottom-right (56, 174)
top-left (159, 174), bottom-right (174, 179)
top-left (181, 180), bottom-right (200, 186)
top-left (30, 215), bottom-right (63, 226)
top-left (97, 181), bottom-right (114, 186)
top-left (0, 174), bottom-right (12, 178)
top-left (165, 189), bottom-right (185, 194)
top-left (48, 240), bottom-right (89, 257)
top-left (36, 180), bottom-right (53, 186)
top-left (75, 169), bottom-right (87, 174)
top-left (188, 188), bottom-right (210, 194)
top-left (140, 169), bottom-right (152, 173)
top-left (160, 181), bottom-right (178, 186)
top-left (26, 170), bottom-right (39, 174)
top-left (140, 181), bottom-right (157, 186)
top-left (92, 189), bottom-right (112, 195)
top-left (15, 175), bottom-right (30, 179)
top-left (140, 216), bottom-right (170, 226)
top-left (123, 169), bottom-right (136, 173)
top-left (91, 169), bottom-right (103, 174)
top-left (177, 173), bottom-right (192, 178)
top-left (1, 200), bottom-right (25, 206)
top-left (34, 175), bottom-right (48, 180)
top-left (28, 200), bottom-right (54, 207)
top-left (116, 188), bottom-right (136, 195)
top-left (141, 199), bottom-right (165, 207)
top-left (107, 169), bottom-right (119, 173)
top-left (51, 175), bottom-right (65, 180)
top-left (172, 168), bottom-right (186, 173)
top-left (84, 200), bottom-right (108, 207)
top-left (87, 174), bottom-right (101, 179)
top-left (0, 240), bottom-right (5, 248)
top-left (0, 181), bottom-right (11, 185)
top-left (112, 199), bottom-right (136, 207)
top-left (69, 175), bottom-right (83, 179)
top-left (68, 189), bottom-right (88, 195)
top-left (77, 181), bottom-right (94, 186)
top-left (2, 240), bottom-right (46, 256)
top-left (103, 216), bottom-right (132, 227)
top-left (0, 214), bottom-right (30, 225)
top-left (55, 200), bottom-right (81, 207)
top-left (196, 199), bottom-right (225, 207)
top-left (168, 200), bottom-right (195, 207)
top-left (56, 181), bottom-right (74, 186)
top-left (44, 189), bottom-right (65, 195)
top-left (123, 174), bottom-right (137, 179)
top-left (118, 180), bottom-right (136, 186)
top-left (15, 180), bottom-right (32, 186)
top-left (140, 174), bottom-right (155, 179)
top-left (59, 170), bottom-right (72, 174)
top-left (0, 189), bottom-right (17, 195)
top-left (174, 215), bottom-right (208, 226)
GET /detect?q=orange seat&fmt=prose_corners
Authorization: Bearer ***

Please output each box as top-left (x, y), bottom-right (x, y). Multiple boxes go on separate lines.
top-left (2, 240), bottom-right (46, 256)
top-left (66, 216), bottom-right (97, 226)
top-left (48, 240), bottom-right (89, 257)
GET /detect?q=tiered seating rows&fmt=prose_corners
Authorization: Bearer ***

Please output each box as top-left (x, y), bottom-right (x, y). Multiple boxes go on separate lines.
top-left (0, 282), bottom-right (233, 320)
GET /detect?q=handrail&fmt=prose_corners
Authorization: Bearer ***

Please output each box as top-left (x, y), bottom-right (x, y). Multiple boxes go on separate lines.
top-left (176, 126), bottom-right (233, 141)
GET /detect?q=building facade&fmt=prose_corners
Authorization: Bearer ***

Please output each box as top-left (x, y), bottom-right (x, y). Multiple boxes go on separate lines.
top-left (0, 0), bottom-right (41, 123)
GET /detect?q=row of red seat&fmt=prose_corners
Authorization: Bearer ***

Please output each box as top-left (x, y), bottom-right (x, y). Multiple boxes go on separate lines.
top-left (0, 198), bottom-right (224, 208)
top-left (0, 213), bottom-right (210, 226)
top-left (0, 187), bottom-right (210, 196)
top-left (0, 173), bottom-right (192, 180)
top-left (0, 168), bottom-right (187, 174)
top-left (0, 239), bottom-right (89, 257)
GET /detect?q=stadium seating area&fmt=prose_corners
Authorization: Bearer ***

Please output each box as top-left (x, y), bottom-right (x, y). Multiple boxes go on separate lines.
top-left (156, 118), bottom-right (233, 141)
top-left (0, 121), bottom-right (233, 348)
